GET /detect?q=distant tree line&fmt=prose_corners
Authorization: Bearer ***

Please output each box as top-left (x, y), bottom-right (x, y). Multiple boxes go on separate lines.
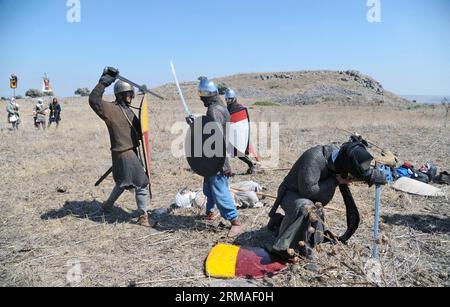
top-left (138, 84), bottom-right (148, 94)
top-left (75, 88), bottom-right (91, 97)
top-left (25, 89), bottom-right (54, 98)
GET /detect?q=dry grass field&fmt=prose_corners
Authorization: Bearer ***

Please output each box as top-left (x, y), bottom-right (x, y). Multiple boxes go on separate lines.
top-left (0, 94), bottom-right (449, 287)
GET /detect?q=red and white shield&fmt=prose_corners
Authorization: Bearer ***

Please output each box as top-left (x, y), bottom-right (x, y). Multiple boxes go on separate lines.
top-left (229, 109), bottom-right (250, 155)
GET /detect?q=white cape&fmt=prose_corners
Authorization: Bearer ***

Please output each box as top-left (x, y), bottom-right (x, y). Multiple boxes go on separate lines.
top-left (392, 177), bottom-right (445, 197)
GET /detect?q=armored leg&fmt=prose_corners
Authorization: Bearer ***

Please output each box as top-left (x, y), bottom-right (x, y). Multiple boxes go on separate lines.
top-left (135, 186), bottom-right (150, 215)
top-left (272, 191), bottom-right (325, 259)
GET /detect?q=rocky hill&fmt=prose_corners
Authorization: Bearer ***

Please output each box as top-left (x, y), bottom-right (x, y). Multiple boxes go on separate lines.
top-left (156, 70), bottom-right (410, 106)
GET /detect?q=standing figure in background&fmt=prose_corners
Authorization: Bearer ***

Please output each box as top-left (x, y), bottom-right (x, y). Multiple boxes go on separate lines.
top-left (48, 98), bottom-right (62, 129)
top-left (225, 88), bottom-right (257, 175)
top-left (6, 98), bottom-right (20, 130)
top-left (34, 99), bottom-right (48, 130)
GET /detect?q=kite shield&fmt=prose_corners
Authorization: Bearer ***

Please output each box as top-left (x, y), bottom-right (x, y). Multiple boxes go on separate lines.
top-left (229, 109), bottom-right (250, 156)
top-left (205, 243), bottom-right (287, 279)
top-left (185, 116), bottom-right (226, 177)
top-left (139, 95), bottom-right (151, 179)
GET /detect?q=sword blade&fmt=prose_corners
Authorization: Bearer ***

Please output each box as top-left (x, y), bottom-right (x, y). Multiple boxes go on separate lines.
top-left (170, 61), bottom-right (192, 118)
top-left (116, 75), bottom-right (165, 100)
top-left (95, 167), bottom-right (113, 187)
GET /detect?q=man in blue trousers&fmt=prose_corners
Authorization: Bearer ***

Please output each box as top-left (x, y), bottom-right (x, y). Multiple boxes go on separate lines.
top-left (197, 77), bottom-right (243, 238)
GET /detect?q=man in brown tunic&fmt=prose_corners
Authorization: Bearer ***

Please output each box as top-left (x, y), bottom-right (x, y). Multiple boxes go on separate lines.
top-left (89, 68), bottom-right (154, 227)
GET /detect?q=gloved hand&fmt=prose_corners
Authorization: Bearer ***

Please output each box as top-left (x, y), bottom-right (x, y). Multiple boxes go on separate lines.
top-left (368, 168), bottom-right (387, 187)
top-left (99, 67), bottom-right (119, 87)
top-left (185, 115), bottom-right (195, 126)
top-left (375, 149), bottom-right (399, 168)
top-left (224, 170), bottom-right (235, 178)
top-left (350, 134), bottom-right (369, 148)
top-left (336, 174), bottom-right (352, 185)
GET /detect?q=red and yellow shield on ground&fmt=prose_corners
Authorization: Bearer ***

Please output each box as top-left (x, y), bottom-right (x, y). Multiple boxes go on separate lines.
top-left (205, 243), bottom-right (287, 279)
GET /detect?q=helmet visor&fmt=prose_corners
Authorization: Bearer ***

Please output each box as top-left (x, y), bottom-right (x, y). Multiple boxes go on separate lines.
top-left (198, 90), bottom-right (217, 97)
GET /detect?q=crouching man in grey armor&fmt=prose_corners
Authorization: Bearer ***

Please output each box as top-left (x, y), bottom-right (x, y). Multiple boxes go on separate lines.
top-left (268, 138), bottom-right (387, 261)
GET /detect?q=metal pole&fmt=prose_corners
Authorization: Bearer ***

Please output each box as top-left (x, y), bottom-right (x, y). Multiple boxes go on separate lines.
top-left (373, 185), bottom-right (382, 259)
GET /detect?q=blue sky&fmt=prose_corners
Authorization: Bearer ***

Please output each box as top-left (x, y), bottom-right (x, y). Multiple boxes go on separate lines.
top-left (0, 0), bottom-right (449, 97)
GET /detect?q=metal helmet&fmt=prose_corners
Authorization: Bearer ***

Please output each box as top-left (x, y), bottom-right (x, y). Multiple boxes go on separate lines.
top-left (224, 89), bottom-right (237, 101)
top-left (114, 80), bottom-right (134, 96)
top-left (198, 77), bottom-right (218, 97)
